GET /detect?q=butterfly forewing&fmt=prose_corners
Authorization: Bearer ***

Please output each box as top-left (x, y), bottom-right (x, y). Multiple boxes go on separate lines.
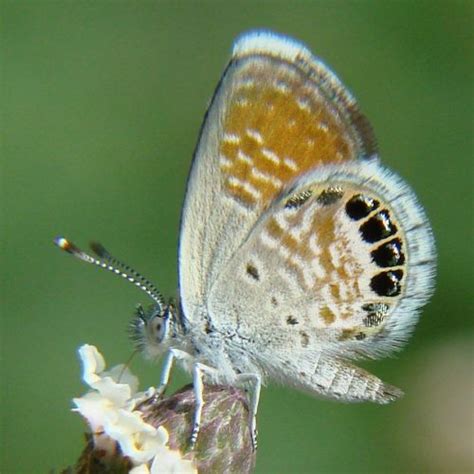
top-left (179, 32), bottom-right (377, 322)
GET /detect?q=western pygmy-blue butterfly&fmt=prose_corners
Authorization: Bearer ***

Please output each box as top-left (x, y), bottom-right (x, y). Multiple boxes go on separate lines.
top-left (55, 30), bottom-right (436, 449)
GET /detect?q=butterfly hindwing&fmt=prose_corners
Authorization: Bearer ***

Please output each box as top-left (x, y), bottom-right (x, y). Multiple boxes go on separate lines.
top-left (207, 159), bottom-right (435, 365)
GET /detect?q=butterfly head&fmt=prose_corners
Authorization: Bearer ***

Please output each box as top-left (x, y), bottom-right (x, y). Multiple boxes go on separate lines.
top-left (129, 301), bottom-right (178, 358)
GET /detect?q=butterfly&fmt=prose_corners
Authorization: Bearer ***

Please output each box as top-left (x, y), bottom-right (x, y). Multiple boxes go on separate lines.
top-left (55, 30), bottom-right (436, 450)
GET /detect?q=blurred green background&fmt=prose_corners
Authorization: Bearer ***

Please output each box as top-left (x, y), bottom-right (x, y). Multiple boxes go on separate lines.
top-left (2, 1), bottom-right (473, 473)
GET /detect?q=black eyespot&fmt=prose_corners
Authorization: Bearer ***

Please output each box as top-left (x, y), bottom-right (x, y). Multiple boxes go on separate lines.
top-left (345, 194), bottom-right (379, 220)
top-left (362, 302), bottom-right (389, 327)
top-left (370, 270), bottom-right (403, 297)
top-left (362, 302), bottom-right (390, 313)
top-left (360, 210), bottom-right (397, 243)
top-left (285, 189), bottom-right (313, 209)
top-left (371, 238), bottom-right (405, 267)
top-left (317, 187), bottom-right (343, 206)
top-left (363, 314), bottom-right (382, 327)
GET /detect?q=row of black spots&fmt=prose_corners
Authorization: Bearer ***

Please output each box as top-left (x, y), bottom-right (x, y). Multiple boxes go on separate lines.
top-left (345, 194), bottom-right (379, 220)
top-left (362, 302), bottom-right (389, 327)
top-left (285, 189), bottom-right (313, 209)
top-left (371, 237), bottom-right (405, 268)
top-left (370, 270), bottom-right (403, 297)
top-left (285, 186), bottom-right (345, 210)
top-left (360, 210), bottom-right (397, 243)
top-left (316, 186), bottom-right (343, 206)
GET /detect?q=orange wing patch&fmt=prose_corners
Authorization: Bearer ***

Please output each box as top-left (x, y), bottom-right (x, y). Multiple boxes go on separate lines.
top-left (265, 194), bottom-right (365, 307)
top-left (219, 57), bottom-right (364, 207)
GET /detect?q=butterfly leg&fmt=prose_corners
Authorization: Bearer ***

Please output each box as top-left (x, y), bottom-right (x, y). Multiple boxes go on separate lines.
top-left (155, 349), bottom-right (178, 397)
top-left (156, 348), bottom-right (198, 396)
top-left (189, 361), bottom-right (219, 449)
top-left (157, 349), bottom-right (218, 449)
top-left (236, 373), bottom-right (261, 450)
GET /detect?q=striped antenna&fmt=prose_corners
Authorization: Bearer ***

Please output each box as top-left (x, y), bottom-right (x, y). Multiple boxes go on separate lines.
top-left (54, 236), bottom-right (165, 310)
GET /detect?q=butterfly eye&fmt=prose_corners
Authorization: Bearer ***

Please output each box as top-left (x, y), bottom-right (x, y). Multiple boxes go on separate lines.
top-left (149, 315), bottom-right (168, 343)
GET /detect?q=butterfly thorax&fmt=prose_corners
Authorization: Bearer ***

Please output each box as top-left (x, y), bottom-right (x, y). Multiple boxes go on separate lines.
top-left (176, 302), bottom-right (259, 384)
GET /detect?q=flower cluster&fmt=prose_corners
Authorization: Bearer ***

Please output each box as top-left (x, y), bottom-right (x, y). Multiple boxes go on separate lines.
top-left (73, 344), bottom-right (196, 474)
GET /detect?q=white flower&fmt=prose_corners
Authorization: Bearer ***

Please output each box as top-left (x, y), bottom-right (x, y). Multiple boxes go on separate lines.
top-left (73, 344), bottom-right (196, 473)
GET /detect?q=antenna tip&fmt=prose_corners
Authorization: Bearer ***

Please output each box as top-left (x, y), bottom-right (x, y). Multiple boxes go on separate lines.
top-left (54, 236), bottom-right (70, 248)
top-left (54, 236), bottom-right (79, 254)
